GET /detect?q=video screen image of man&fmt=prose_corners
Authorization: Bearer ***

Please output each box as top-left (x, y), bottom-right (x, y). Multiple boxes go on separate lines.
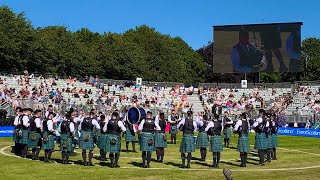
top-left (212, 22), bottom-right (302, 73)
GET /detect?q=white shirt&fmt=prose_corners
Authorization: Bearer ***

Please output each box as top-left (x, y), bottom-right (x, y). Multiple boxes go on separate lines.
top-left (22, 114), bottom-right (30, 127)
top-left (46, 119), bottom-right (54, 132)
top-left (138, 119), bottom-right (161, 131)
top-left (234, 119), bottom-right (250, 131)
top-left (13, 114), bottom-right (22, 126)
top-left (102, 119), bottom-right (126, 132)
top-left (252, 116), bottom-right (269, 128)
top-left (79, 118), bottom-right (100, 131)
top-left (34, 117), bottom-right (42, 128)
top-left (58, 121), bottom-right (75, 133)
top-left (167, 114), bottom-right (179, 124)
top-left (177, 117), bottom-right (198, 132)
top-left (205, 121), bottom-right (223, 131)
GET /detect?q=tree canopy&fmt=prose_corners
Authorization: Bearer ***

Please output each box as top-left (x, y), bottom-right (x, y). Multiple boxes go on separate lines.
top-left (0, 6), bottom-right (205, 83)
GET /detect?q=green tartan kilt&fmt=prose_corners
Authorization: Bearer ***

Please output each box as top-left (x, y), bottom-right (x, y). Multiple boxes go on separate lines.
top-left (42, 133), bottom-right (55, 150)
top-left (79, 131), bottom-right (94, 150)
top-left (60, 134), bottom-right (73, 152)
top-left (169, 125), bottom-right (178, 134)
top-left (105, 134), bottom-right (121, 153)
top-left (125, 129), bottom-right (136, 142)
top-left (28, 131), bottom-right (41, 148)
top-left (196, 132), bottom-right (208, 148)
top-left (154, 133), bottom-right (168, 148)
top-left (223, 127), bottom-right (232, 139)
top-left (18, 130), bottom-right (29, 145)
top-left (237, 134), bottom-right (250, 153)
top-left (180, 134), bottom-right (195, 153)
top-left (254, 133), bottom-right (267, 150)
top-left (271, 134), bottom-right (279, 147)
top-left (210, 135), bottom-right (223, 152)
top-left (139, 133), bottom-right (155, 152)
top-left (97, 134), bottom-right (107, 149)
top-left (266, 134), bottom-right (273, 148)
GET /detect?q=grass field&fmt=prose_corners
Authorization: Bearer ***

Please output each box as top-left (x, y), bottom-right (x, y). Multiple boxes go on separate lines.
top-left (0, 134), bottom-right (319, 180)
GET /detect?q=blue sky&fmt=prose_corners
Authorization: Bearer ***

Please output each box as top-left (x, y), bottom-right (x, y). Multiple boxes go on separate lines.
top-left (1, 0), bottom-right (319, 49)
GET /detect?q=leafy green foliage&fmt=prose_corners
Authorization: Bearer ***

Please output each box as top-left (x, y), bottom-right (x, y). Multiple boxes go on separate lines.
top-left (0, 6), bottom-right (205, 83)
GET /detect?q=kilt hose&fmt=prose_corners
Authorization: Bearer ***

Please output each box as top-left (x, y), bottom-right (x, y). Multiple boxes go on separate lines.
top-left (154, 132), bottom-right (168, 148)
top-left (223, 127), bottom-right (232, 139)
top-left (254, 133), bottom-right (267, 150)
top-left (169, 125), bottom-right (178, 134)
top-left (237, 134), bottom-right (250, 153)
top-left (140, 132), bottom-right (155, 152)
top-left (210, 135), bottom-right (223, 152)
top-left (125, 129), bottom-right (136, 142)
top-left (97, 133), bottom-right (107, 150)
top-left (271, 134), bottom-right (279, 148)
top-left (13, 130), bottom-right (17, 142)
top-left (60, 134), bottom-right (73, 152)
top-left (79, 130), bottom-right (95, 151)
top-left (180, 134), bottom-right (195, 153)
top-left (105, 134), bottom-right (121, 153)
top-left (73, 130), bottom-right (80, 146)
top-left (42, 132), bottom-right (55, 150)
top-left (19, 130), bottom-right (29, 145)
top-left (266, 134), bottom-right (273, 149)
top-left (28, 131), bottom-right (41, 149)
top-left (196, 132), bottom-right (208, 149)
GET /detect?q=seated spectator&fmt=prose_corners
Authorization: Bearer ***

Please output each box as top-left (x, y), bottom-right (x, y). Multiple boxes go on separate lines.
top-left (52, 80), bottom-right (57, 86)
top-left (74, 93), bottom-right (80, 98)
top-left (84, 93), bottom-right (89, 98)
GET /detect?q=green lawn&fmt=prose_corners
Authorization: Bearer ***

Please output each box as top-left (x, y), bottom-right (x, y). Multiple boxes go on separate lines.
top-left (0, 134), bottom-right (319, 180)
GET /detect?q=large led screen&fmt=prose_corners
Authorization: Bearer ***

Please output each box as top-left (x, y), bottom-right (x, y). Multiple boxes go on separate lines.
top-left (213, 22), bottom-right (302, 73)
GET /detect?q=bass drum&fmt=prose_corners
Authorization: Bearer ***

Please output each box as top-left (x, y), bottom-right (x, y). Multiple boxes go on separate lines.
top-left (138, 107), bottom-right (146, 121)
top-left (127, 107), bottom-right (140, 125)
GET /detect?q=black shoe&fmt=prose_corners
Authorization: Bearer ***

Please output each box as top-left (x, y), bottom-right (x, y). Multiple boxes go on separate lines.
top-left (84, 162), bottom-right (88, 166)
top-left (114, 164), bottom-right (120, 168)
top-left (186, 164), bottom-right (190, 169)
top-left (259, 163), bottom-right (265, 166)
top-left (179, 165), bottom-right (186, 168)
top-left (143, 165), bottom-right (148, 168)
top-left (88, 162), bottom-right (95, 166)
top-left (159, 160), bottom-right (163, 163)
top-left (147, 164), bottom-right (150, 168)
top-left (126, 150), bottom-right (129, 153)
top-left (132, 150), bottom-right (137, 153)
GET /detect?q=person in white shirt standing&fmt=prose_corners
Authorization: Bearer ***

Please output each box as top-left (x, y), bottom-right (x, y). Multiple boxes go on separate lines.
top-left (233, 113), bottom-right (250, 167)
top-left (42, 112), bottom-right (56, 163)
top-left (177, 110), bottom-right (197, 168)
top-left (20, 108), bottom-right (32, 158)
top-left (252, 109), bottom-right (269, 166)
top-left (28, 109), bottom-right (42, 160)
top-left (58, 110), bottom-right (75, 164)
top-left (103, 112), bottom-right (126, 168)
top-left (13, 107), bottom-right (23, 156)
top-left (79, 111), bottom-right (100, 166)
top-left (138, 111), bottom-right (161, 168)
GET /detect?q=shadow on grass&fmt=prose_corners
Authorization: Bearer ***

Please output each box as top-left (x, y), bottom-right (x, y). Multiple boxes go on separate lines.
top-left (128, 161), bottom-right (144, 168)
top-left (220, 161), bottom-right (241, 167)
top-left (247, 157), bottom-right (259, 162)
top-left (165, 162), bottom-right (181, 168)
top-left (194, 161), bottom-right (212, 167)
top-left (99, 161), bottom-right (111, 167)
